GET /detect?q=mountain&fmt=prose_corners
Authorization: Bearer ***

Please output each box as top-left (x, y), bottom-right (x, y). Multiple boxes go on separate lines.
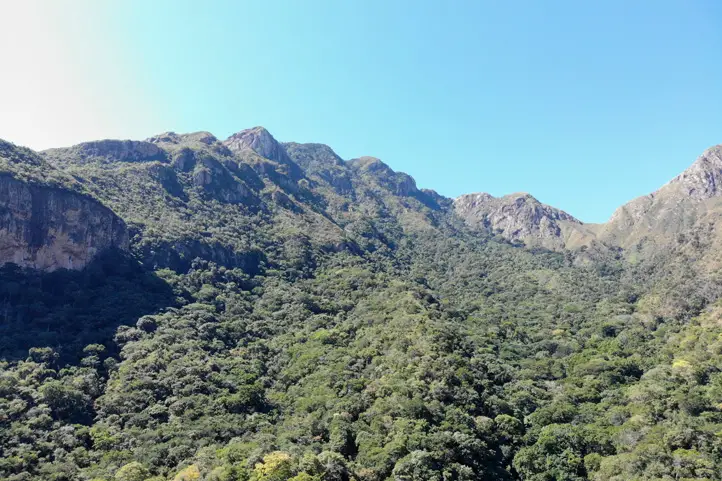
top-left (453, 192), bottom-right (594, 250)
top-left (2, 129), bottom-right (722, 481)
top-left (224, 126), bottom-right (304, 179)
top-left (453, 144), bottom-right (722, 260)
top-left (598, 145), bottom-right (722, 251)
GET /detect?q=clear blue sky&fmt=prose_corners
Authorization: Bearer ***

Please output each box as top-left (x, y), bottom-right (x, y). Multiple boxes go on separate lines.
top-left (1, 1), bottom-right (721, 222)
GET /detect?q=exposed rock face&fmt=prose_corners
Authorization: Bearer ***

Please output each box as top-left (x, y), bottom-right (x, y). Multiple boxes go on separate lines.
top-left (148, 131), bottom-right (218, 146)
top-left (667, 145), bottom-right (722, 199)
top-left (224, 127), bottom-right (304, 181)
top-left (148, 131), bottom-right (233, 158)
top-left (452, 144), bottom-right (722, 254)
top-left (0, 174), bottom-right (128, 270)
top-left (224, 127), bottom-right (293, 165)
top-left (349, 156), bottom-right (420, 196)
top-left (171, 148), bottom-right (197, 172)
top-left (607, 146), bottom-right (722, 230)
top-left (25, 126), bottom-right (722, 271)
top-left (50, 140), bottom-right (168, 164)
top-left (283, 142), bottom-right (344, 169)
top-left (133, 236), bottom-right (264, 274)
top-left (283, 142), bottom-right (353, 194)
top-left (598, 144), bottom-right (722, 249)
top-left (454, 192), bottom-right (590, 250)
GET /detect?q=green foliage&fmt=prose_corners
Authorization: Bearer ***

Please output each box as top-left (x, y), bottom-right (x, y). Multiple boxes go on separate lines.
top-left (115, 462), bottom-right (150, 481)
top-left (2, 132), bottom-right (722, 481)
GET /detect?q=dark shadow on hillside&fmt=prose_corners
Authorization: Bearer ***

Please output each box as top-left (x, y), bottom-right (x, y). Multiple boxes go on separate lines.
top-left (0, 249), bottom-right (176, 364)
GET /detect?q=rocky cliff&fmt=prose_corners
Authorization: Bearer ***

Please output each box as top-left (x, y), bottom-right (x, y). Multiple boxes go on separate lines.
top-left (454, 192), bottom-right (593, 250)
top-left (596, 145), bottom-right (722, 248)
top-left (45, 139), bottom-right (168, 164)
top-left (0, 141), bottom-right (128, 271)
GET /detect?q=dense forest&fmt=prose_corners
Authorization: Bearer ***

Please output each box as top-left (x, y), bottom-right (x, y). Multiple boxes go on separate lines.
top-left (2, 129), bottom-right (722, 481)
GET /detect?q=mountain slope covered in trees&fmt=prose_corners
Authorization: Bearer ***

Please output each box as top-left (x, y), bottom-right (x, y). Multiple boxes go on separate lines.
top-left (1, 128), bottom-right (722, 481)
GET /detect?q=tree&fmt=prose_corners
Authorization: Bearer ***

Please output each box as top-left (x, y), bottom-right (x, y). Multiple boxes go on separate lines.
top-left (252, 452), bottom-right (294, 481)
top-left (115, 462), bottom-right (150, 481)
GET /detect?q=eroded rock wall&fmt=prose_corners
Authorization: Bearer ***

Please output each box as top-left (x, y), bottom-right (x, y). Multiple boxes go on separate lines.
top-left (0, 175), bottom-right (128, 270)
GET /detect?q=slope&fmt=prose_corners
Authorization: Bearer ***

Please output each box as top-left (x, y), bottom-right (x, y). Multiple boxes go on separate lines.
top-left (0, 129), bottom-right (720, 481)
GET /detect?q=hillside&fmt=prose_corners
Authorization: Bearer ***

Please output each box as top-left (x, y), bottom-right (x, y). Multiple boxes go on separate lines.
top-left (1, 129), bottom-right (722, 481)
top-left (596, 145), bottom-right (722, 249)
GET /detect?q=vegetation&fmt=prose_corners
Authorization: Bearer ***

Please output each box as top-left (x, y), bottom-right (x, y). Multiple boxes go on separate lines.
top-left (1, 132), bottom-right (722, 480)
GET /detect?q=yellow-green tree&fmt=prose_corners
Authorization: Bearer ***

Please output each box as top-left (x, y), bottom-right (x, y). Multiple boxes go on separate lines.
top-left (173, 464), bottom-right (201, 481)
top-left (115, 462), bottom-right (150, 481)
top-left (253, 452), bottom-right (294, 481)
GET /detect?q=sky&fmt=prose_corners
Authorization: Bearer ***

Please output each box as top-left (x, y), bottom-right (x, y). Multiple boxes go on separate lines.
top-left (1, 1), bottom-right (721, 222)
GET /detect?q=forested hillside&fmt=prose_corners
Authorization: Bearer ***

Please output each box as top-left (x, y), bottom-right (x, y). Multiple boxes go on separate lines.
top-left (1, 128), bottom-right (722, 481)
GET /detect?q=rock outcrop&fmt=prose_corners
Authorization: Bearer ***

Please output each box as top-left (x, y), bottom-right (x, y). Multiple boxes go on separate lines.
top-left (15, 126), bottom-right (722, 271)
top-left (0, 140), bottom-right (128, 271)
top-left (0, 174), bottom-right (128, 270)
top-left (453, 144), bottom-right (722, 254)
top-left (47, 139), bottom-right (168, 164)
top-left (283, 142), bottom-right (354, 194)
top-left (454, 192), bottom-right (592, 250)
top-left (224, 126), bottom-right (305, 182)
top-left (348, 156), bottom-right (420, 197)
top-left (224, 127), bottom-right (295, 166)
top-left (667, 145), bottom-right (722, 200)
top-left (597, 144), bottom-right (722, 249)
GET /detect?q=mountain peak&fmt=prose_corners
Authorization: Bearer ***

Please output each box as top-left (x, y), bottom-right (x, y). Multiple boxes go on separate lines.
top-left (246, 125), bottom-right (272, 135)
top-left (147, 131), bottom-right (218, 146)
top-left (223, 126), bottom-right (289, 163)
top-left (46, 139), bottom-right (167, 164)
top-left (454, 191), bottom-right (586, 250)
top-left (348, 156), bottom-right (390, 173)
top-left (456, 192), bottom-right (560, 212)
top-left (282, 142), bottom-right (344, 168)
top-left (600, 143), bottom-right (722, 249)
top-left (666, 144), bottom-right (722, 199)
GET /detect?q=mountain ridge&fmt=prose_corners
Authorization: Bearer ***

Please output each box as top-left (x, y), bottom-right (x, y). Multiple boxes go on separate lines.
top-left (5, 128), bottom-right (720, 265)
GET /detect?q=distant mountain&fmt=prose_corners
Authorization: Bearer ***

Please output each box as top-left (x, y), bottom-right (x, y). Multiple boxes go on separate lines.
top-left (34, 127), bottom-right (450, 273)
top-left (453, 192), bottom-right (594, 250)
top-left (453, 144), bottom-right (722, 261)
top-left (597, 145), bottom-right (722, 250)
